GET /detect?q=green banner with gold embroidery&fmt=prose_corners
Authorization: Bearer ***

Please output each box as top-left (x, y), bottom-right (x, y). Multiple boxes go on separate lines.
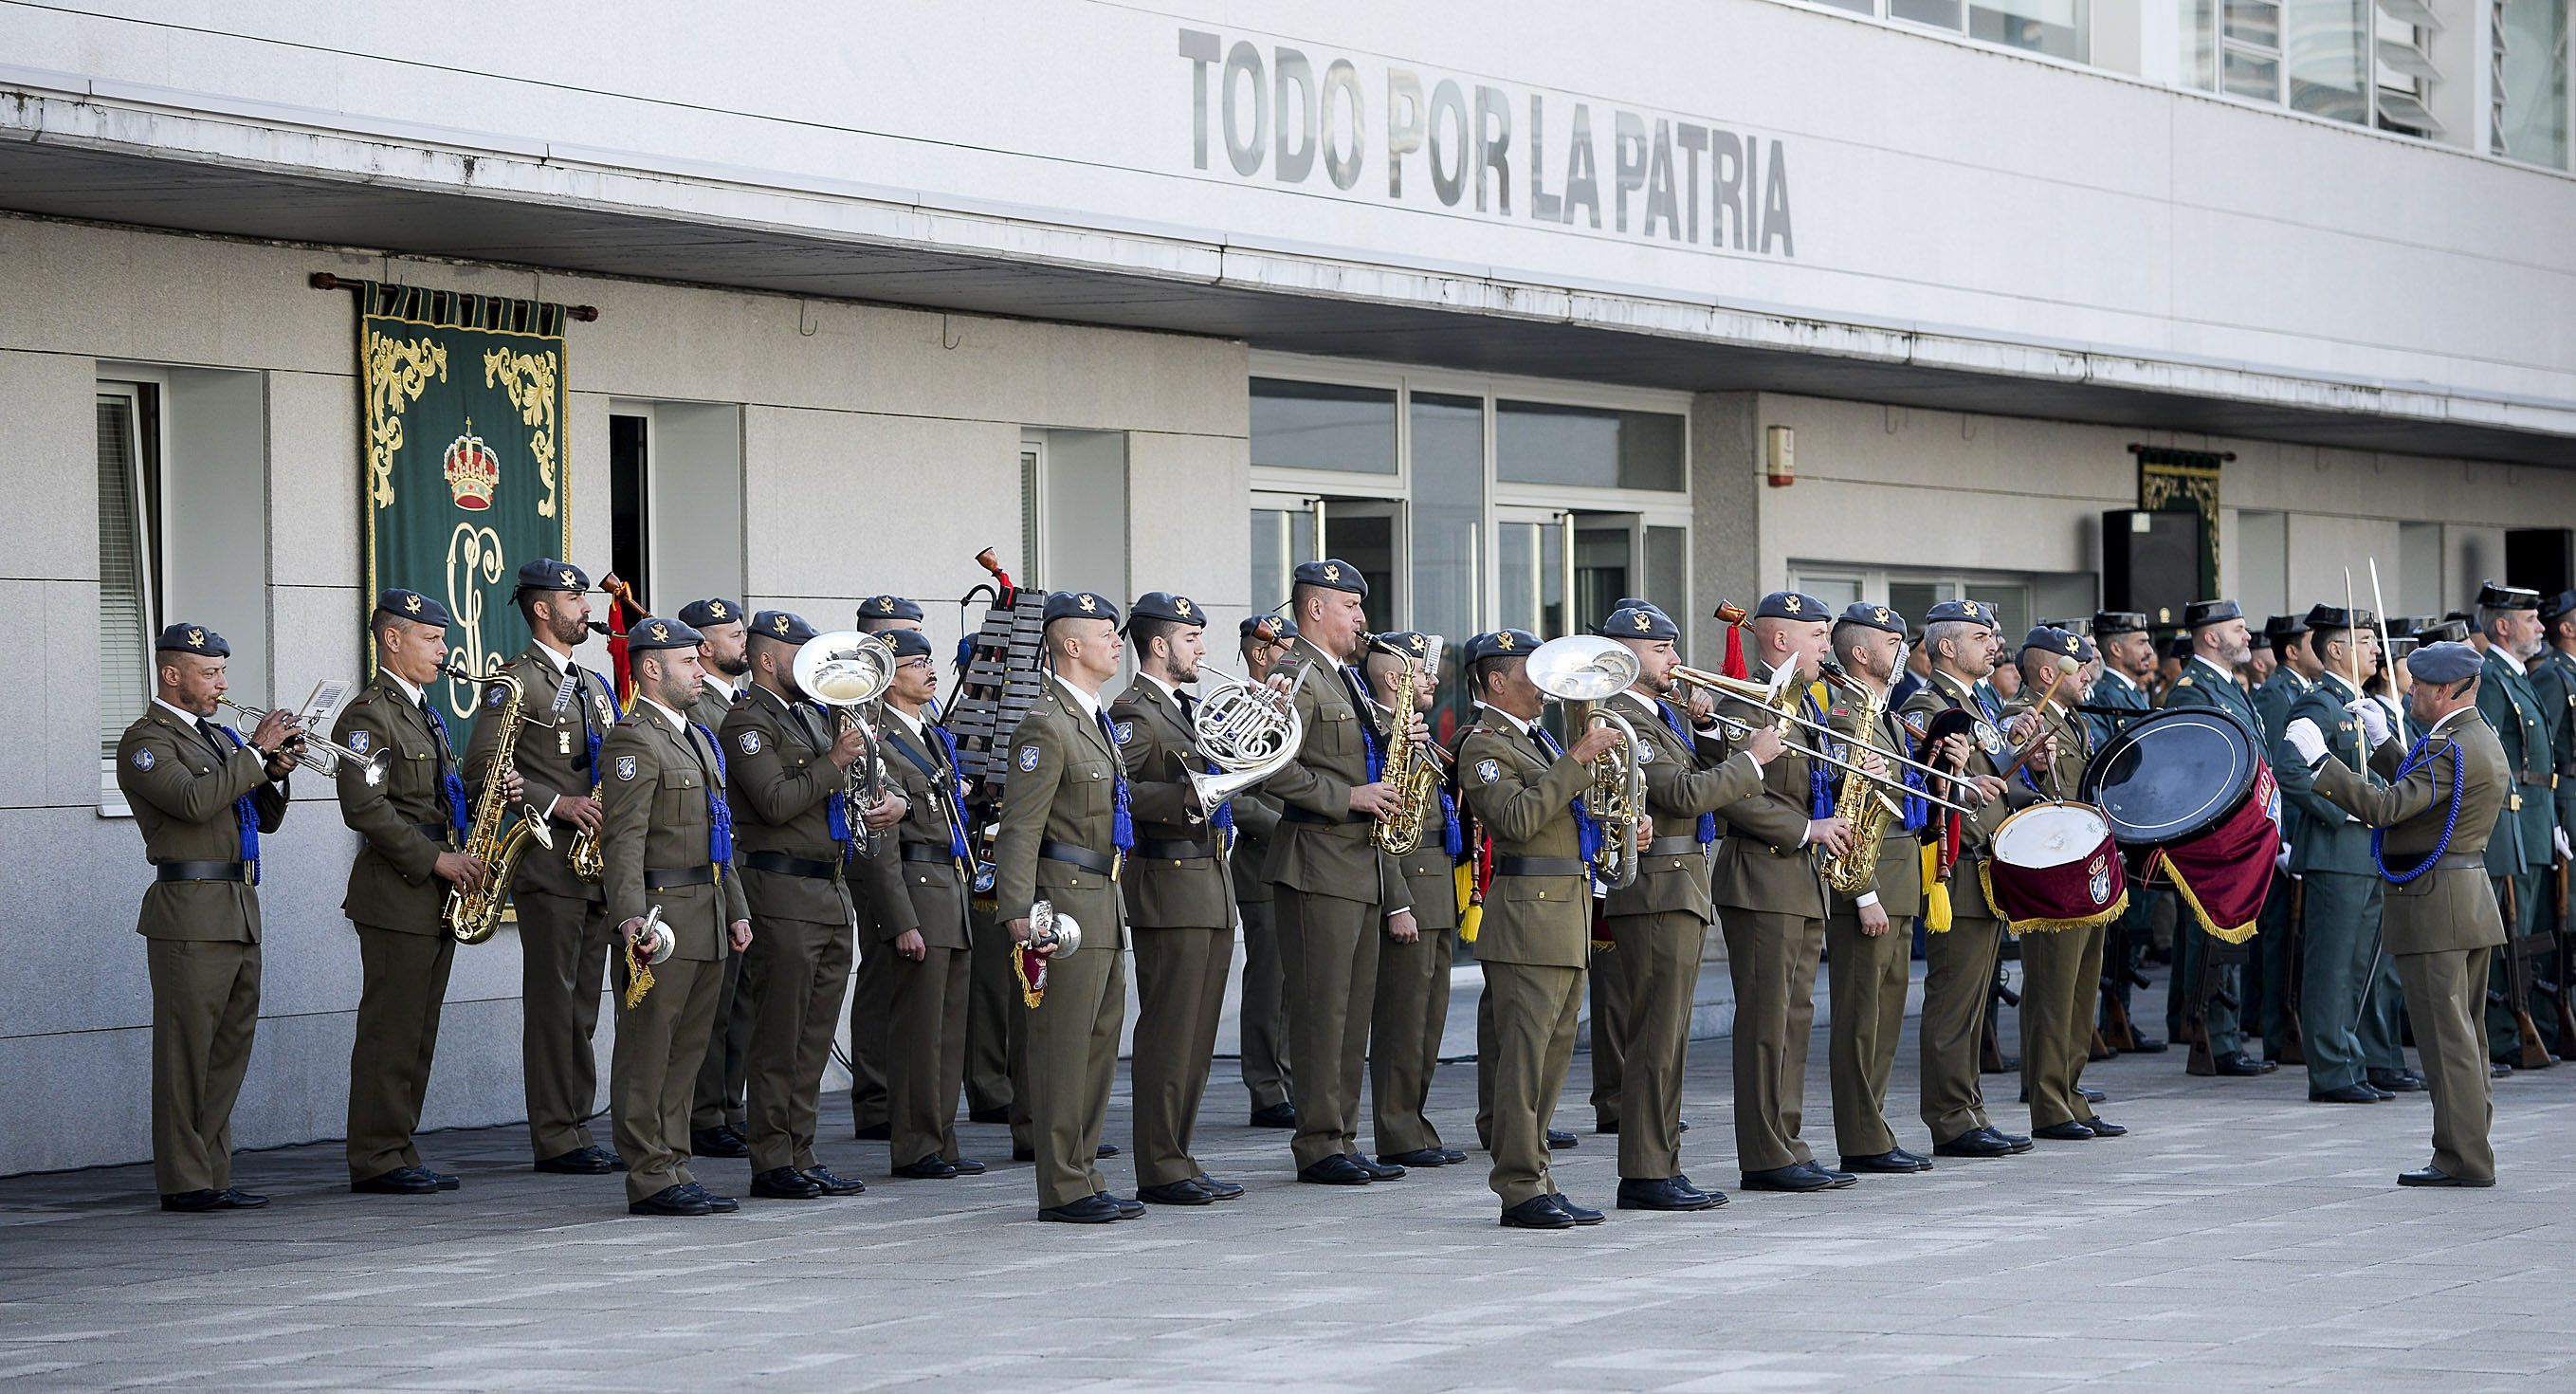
top-left (356, 283), bottom-right (571, 743)
top-left (2135, 446), bottom-right (2225, 605)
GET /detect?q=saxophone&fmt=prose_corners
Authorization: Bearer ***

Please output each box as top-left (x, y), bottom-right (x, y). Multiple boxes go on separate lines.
top-left (1371, 641), bottom-right (1443, 856)
top-left (568, 772), bottom-right (605, 882)
top-left (1823, 674), bottom-right (1906, 896)
top-left (445, 666), bottom-right (555, 944)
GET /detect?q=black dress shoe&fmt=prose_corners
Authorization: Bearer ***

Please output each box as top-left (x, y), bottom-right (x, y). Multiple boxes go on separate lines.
top-left (682, 1183), bottom-right (740, 1213)
top-left (1501, 1195), bottom-right (1575, 1229)
top-left (854, 1122), bottom-right (891, 1142)
top-left (804, 1165), bottom-right (867, 1196)
top-left (1989, 1128), bottom-right (2035, 1154)
top-left (2367, 1069), bottom-right (2426, 1092)
top-left (948, 1158), bottom-right (987, 1176)
top-left (1382, 1147), bottom-right (1451, 1168)
top-left (2212, 1053), bottom-right (2278, 1076)
top-left (1297, 1155), bottom-right (1373, 1185)
top-left (1100, 1191), bottom-right (1146, 1220)
top-left (629, 1184), bottom-right (714, 1217)
top-left (1595, 1119), bottom-right (1619, 1135)
top-left (2125, 1035), bottom-right (2168, 1053)
top-left (967, 1106), bottom-right (1012, 1125)
top-left (1617, 1177), bottom-right (1719, 1211)
top-left (1679, 1118), bottom-right (1691, 1132)
top-left (1194, 1173), bottom-right (1246, 1201)
top-left (1889, 1147), bottom-right (1934, 1170)
top-left (1138, 1180), bottom-right (1214, 1205)
top-left (1039, 1194), bottom-right (1123, 1223)
top-left (2363, 1083), bottom-right (2396, 1100)
top-left (536, 1146), bottom-right (618, 1175)
top-left (893, 1156), bottom-right (961, 1180)
top-left (2080, 1085), bottom-right (2107, 1104)
top-left (1741, 1165), bottom-right (1832, 1193)
top-left (2398, 1165), bottom-right (2494, 1188)
top-left (1840, 1151), bottom-right (1927, 1175)
top-left (2082, 1116), bottom-right (2128, 1137)
top-left (424, 1170), bottom-right (461, 1190)
top-left (1436, 1147), bottom-right (1469, 1165)
top-left (351, 1166), bottom-right (440, 1195)
top-left (2033, 1120), bottom-right (2095, 1142)
top-left (1932, 1130), bottom-right (2011, 1159)
top-left (1800, 1162), bottom-right (1859, 1188)
top-left (750, 1166), bottom-right (825, 1200)
top-left (160, 1188), bottom-right (225, 1212)
top-left (1549, 1195), bottom-right (1606, 1225)
top-left (2310, 1083), bottom-right (2384, 1104)
top-left (693, 1127), bottom-right (752, 1159)
top-left (1096, 1143), bottom-right (1121, 1159)
top-left (1248, 1103), bottom-right (1297, 1128)
top-left (1545, 1128), bottom-right (1578, 1150)
top-left (1012, 1146), bottom-right (1036, 1162)
top-left (1347, 1151), bottom-right (1407, 1181)
top-left (2490, 1060), bottom-right (2514, 1078)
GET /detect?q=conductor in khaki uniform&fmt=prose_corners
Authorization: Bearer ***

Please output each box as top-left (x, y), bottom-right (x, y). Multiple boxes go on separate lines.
top-left (1107, 592), bottom-right (1251, 1205)
top-left (1363, 631), bottom-right (1466, 1171)
top-left (722, 611), bottom-right (886, 1201)
top-left (1265, 559), bottom-right (1423, 1185)
top-left (336, 589), bottom-right (505, 1195)
top-left (1455, 628), bottom-right (1635, 1229)
top-left (1599, 604), bottom-right (1773, 1209)
top-left (994, 590), bottom-right (1138, 1224)
top-left (119, 623), bottom-right (295, 1211)
top-left (462, 559), bottom-right (625, 1176)
top-left (603, 615), bottom-right (755, 1216)
top-left (1820, 603), bottom-right (1937, 1175)
top-left (2286, 641), bottom-right (2509, 1186)
top-left (870, 627), bottom-right (987, 1180)
top-left (677, 597), bottom-right (754, 1159)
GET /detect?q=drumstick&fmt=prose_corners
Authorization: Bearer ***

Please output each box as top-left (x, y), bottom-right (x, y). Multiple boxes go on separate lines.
top-left (2002, 657), bottom-right (2078, 786)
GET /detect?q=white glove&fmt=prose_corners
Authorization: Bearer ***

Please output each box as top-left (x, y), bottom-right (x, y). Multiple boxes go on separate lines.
top-left (2557, 826), bottom-right (2571, 862)
top-left (2275, 842), bottom-right (2293, 875)
top-left (2284, 717), bottom-right (2329, 769)
top-left (2345, 697), bottom-right (2389, 748)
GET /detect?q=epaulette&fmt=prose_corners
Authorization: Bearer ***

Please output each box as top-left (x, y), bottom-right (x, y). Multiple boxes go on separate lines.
top-left (2173, 675), bottom-right (2194, 687)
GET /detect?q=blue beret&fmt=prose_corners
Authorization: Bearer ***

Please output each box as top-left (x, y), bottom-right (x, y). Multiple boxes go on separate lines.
top-left (624, 615), bottom-right (704, 652)
top-left (2476, 580), bottom-right (2541, 612)
top-left (513, 558), bottom-right (589, 595)
top-left (2409, 641), bottom-right (2482, 684)
top-left (2021, 626), bottom-right (2085, 658)
top-left (1836, 602), bottom-right (1906, 635)
top-left (1370, 631), bottom-right (1437, 661)
top-left (374, 588), bottom-right (451, 629)
top-left (1613, 596), bottom-right (1672, 619)
top-left (1754, 591), bottom-right (1830, 622)
top-left (2092, 610), bottom-right (2149, 636)
top-left (1925, 598), bottom-right (1996, 628)
top-left (1464, 629), bottom-right (1540, 664)
top-left (154, 621), bottom-right (229, 657)
top-left (677, 598), bottom-right (742, 629)
top-left (2183, 598), bottom-right (2242, 628)
top-left (1126, 592), bottom-right (1205, 629)
top-left (1599, 606), bottom-right (1680, 641)
top-left (750, 610), bottom-right (816, 646)
top-left (884, 629), bottom-right (935, 660)
top-left (1291, 559), bottom-right (1368, 597)
top-left (1043, 591), bottom-right (1121, 626)
top-left (1242, 614), bottom-right (1298, 642)
top-left (859, 595), bottom-right (923, 623)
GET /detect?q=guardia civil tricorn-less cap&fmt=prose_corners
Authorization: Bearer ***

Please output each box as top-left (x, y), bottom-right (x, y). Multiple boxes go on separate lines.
top-left (512, 558), bottom-right (589, 596)
top-left (676, 597), bottom-right (741, 629)
top-left (1599, 606), bottom-right (1680, 641)
top-left (623, 615), bottom-right (704, 652)
top-left (2545, 591), bottom-right (2576, 622)
top-left (155, 622), bottom-right (230, 657)
top-left (2092, 611), bottom-right (2150, 637)
top-left (2183, 599), bottom-right (2243, 628)
top-left (1291, 559), bottom-right (1369, 597)
top-left (1125, 592), bottom-right (1205, 630)
top-left (1836, 602), bottom-right (1907, 636)
top-left (2476, 579), bottom-right (2541, 611)
top-left (373, 588), bottom-right (451, 629)
top-left (1042, 590), bottom-right (1122, 626)
top-left (750, 610), bottom-right (817, 646)
top-left (2262, 614), bottom-right (2308, 641)
top-left (2302, 604), bottom-right (2376, 632)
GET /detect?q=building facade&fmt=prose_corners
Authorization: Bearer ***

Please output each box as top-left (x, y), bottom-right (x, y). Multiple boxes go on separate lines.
top-left (4, 0), bottom-right (2571, 1176)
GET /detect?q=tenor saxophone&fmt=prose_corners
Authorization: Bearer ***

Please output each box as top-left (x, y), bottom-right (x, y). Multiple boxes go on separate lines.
top-left (1823, 675), bottom-right (1905, 896)
top-left (446, 666), bottom-right (554, 944)
top-left (1372, 654), bottom-right (1439, 855)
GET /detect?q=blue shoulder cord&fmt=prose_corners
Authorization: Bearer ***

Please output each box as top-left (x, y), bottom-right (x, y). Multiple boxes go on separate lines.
top-left (2372, 731), bottom-right (2462, 886)
top-left (689, 723), bottom-right (734, 864)
top-left (212, 724), bottom-right (262, 886)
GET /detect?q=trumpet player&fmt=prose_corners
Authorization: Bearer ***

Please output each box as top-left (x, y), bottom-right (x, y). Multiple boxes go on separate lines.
top-left (1106, 592), bottom-right (1249, 1205)
top-left (676, 597), bottom-right (756, 1160)
top-left (119, 622), bottom-right (296, 1212)
top-left (723, 611), bottom-right (885, 1201)
top-left (602, 615), bottom-right (754, 1217)
top-left (1600, 604), bottom-right (1777, 1209)
top-left (337, 589), bottom-right (508, 1196)
top-left (1363, 631), bottom-right (1466, 1171)
top-left (463, 559), bottom-right (625, 1177)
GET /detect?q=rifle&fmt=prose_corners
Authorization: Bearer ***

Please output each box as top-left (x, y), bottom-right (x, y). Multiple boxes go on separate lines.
top-left (2278, 878), bottom-right (2307, 1067)
top-left (2503, 877), bottom-right (2554, 1071)
top-left (2183, 926), bottom-right (2249, 1076)
top-left (1981, 962), bottom-right (2020, 1074)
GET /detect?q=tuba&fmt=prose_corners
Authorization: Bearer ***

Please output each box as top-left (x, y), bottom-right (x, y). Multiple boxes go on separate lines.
top-left (445, 665), bottom-right (556, 945)
top-left (1372, 635), bottom-right (1445, 855)
top-left (795, 630), bottom-right (899, 855)
top-left (1524, 635), bottom-right (1646, 890)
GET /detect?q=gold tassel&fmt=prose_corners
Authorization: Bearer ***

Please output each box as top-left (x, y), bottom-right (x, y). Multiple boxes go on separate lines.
top-left (621, 949), bottom-right (653, 1010)
top-left (1455, 863), bottom-right (1482, 945)
top-left (1979, 857), bottom-right (2129, 935)
top-left (1923, 841), bottom-right (1953, 933)
top-left (2161, 861), bottom-right (2261, 945)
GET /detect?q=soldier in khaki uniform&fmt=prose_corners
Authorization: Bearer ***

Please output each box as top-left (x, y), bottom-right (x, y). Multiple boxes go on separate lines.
top-left (993, 590), bottom-right (1137, 1223)
top-left (2001, 627), bottom-right (2127, 1142)
top-left (1265, 559), bottom-right (1421, 1185)
top-left (1455, 628), bottom-right (1631, 1229)
top-left (1598, 605), bottom-right (1773, 1209)
top-left (603, 616), bottom-right (755, 1215)
top-left (1820, 603), bottom-right (1937, 1175)
top-left (1898, 599), bottom-right (2027, 1161)
top-left (2288, 641), bottom-right (2509, 1186)
top-left (679, 596), bottom-right (755, 1159)
top-left (1107, 593), bottom-right (1251, 1205)
top-left (722, 611), bottom-right (887, 1201)
top-left (462, 559), bottom-right (625, 1176)
top-left (336, 589), bottom-right (503, 1195)
top-left (848, 594), bottom-right (926, 1144)
top-left (1233, 615), bottom-right (1297, 1128)
top-left (119, 623), bottom-right (296, 1211)
top-left (870, 627), bottom-right (988, 1179)
top-left (1363, 631), bottom-right (1467, 1171)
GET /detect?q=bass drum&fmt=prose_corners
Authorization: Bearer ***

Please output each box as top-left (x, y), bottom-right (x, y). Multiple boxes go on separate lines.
top-left (2077, 706), bottom-right (2261, 848)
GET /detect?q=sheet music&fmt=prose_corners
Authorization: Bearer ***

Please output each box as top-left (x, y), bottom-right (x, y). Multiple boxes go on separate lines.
top-left (293, 679), bottom-right (356, 732)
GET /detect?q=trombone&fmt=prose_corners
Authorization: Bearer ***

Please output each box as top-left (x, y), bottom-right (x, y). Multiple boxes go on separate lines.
top-left (214, 696), bottom-right (390, 786)
top-left (1664, 661), bottom-right (1970, 791)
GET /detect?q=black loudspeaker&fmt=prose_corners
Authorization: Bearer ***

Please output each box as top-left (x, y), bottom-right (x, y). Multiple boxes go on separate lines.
top-left (2103, 509), bottom-right (2201, 628)
top-left (2507, 528), bottom-right (2573, 598)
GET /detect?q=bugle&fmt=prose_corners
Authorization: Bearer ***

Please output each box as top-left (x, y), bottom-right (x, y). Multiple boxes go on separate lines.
top-left (213, 696), bottom-right (390, 786)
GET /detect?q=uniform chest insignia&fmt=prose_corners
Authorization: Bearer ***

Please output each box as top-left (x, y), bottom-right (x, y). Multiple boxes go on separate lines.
top-left (347, 730), bottom-right (371, 755)
top-left (739, 731), bottom-right (763, 755)
top-left (1019, 745), bottom-right (1041, 772)
top-left (616, 755), bottom-right (638, 780)
top-left (132, 747), bottom-right (155, 771)
top-left (1635, 743), bottom-right (1655, 763)
top-left (594, 695), bottom-right (612, 723)
top-left (1475, 758), bottom-right (1501, 785)
top-left (1114, 721), bottom-right (1133, 745)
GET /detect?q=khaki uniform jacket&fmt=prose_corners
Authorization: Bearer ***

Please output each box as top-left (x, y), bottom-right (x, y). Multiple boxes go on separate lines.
top-left (2311, 708), bottom-right (2509, 957)
top-left (1900, 669), bottom-right (2019, 918)
top-left (872, 708), bottom-right (974, 950)
top-left (117, 706), bottom-right (289, 942)
top-left (991, 678), bottom-right (1129, 950)
top-left (1456, 718), bottom-right (1596, 968)
top-left (1108, 676), bottom-right (1238, 931)
top-left (1824, 698), bottom-right (1926, 917)
top-left (1260, 638), bottom-right (1408, 911)
top-left (720, 684), bottom-right (859, 926)
top-left (1606, 688), bottom-right (1763, 924)
top-left (600, 706), bottom-right (750, 960)
top-left (1391, 764), bottom-right (1461, 934)
top-left (1709, 662), bottom-right (1831, 923)
top-left (334, 673), bottom-right (464, 935)
top-left (462, 641), bottom-right (617, 903)
top-left (2001, 691), bottom-right (2092, 804)
top-left (688, 680), bottom-right (742, 737)
top-left (2275, 672), bottom-right (2384, 876)
top-left (1229, 786), bottom-right (1282, 906)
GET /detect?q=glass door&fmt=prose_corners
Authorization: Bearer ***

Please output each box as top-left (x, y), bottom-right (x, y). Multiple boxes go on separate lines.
top-left (1251, 492), bottom-right (1403, 636)
top-left (1495, 505), bottom-right (1568, 639)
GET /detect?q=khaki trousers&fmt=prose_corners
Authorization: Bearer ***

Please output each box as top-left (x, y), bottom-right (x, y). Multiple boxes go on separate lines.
top-left (2018, 923), bottom-right (2105, 1128)
top-left (1275, 887), bottom-right (1383, 1170)
top-left (1238, 895), bottom-right (1292, 1111)
top-left (1723, 910), bottom-right (1826, 1173)
top-left (846, 899), bottom-right (894, 1132)
top-left (1920, 913), bottom-right (2002, 1142)
top-left (743, 913), bottom-right (855, 1173)
top-left (2400, 945), bottom-right (2497, 1183)
top-left (515, 889), bottom-right (615, 1159)
top-left (614, 953), bottom-right (722, 1202)
top-left (886, 942), bottom-right (971, 1167)
top-left (689, 946), bottom-right (751, 1132)
top-left (1587, 946), bottom-right (1634, 1129)
top-left (1017, 944), bottom-right (1127, 1209)
top-left (148, 938), bottom-right (260, 1195)
top-left (346, 925), bottom-right (455, 1181)
top-left (962, 902), bottom-right (1017, 1115)
top-left (1610, 911), bottom-right (1706, 1180)
top-left (1370, 926), bottom-right (1454, 1156)
top-left (1131, 925), bottom-right (1233, 1184)
top-left (1824, 908), bottom-right (1912, 1159)
top-left (1480, 959), bottom-right (1583, 1208)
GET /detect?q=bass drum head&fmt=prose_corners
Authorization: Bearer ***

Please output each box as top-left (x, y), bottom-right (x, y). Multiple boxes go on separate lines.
top-left (2078, 706), bottom-right (2259, 847)
top-left (1991, 801), bottom-right (2114, 870)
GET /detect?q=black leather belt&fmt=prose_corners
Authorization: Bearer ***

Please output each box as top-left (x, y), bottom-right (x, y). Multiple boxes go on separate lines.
top-left (1281, 806), bottom-right (1369, 827)
top-left (413, 821), bottom-right (457, 844)
top-left (156, 860), bottom-right (250, 884)
top-left (1645, 836), bottom-right (1708, 858)
top-left (1039, 839), bottom-right (1119, 874)
top-left (1494, 855), bottom-right (1587, 878)
top-left (643, 866), bottom-right (719, 890)
top-left (743, 851), bottom-right (836, 880)
top-left (2517, 772), bottom-right (2555, 787)
top-left (2431, 852), bottom-right (2488, 873)
top-left (1135, 837), bottom-right (1219, 861)
top-left (901, 844), bottom-right (958, 866)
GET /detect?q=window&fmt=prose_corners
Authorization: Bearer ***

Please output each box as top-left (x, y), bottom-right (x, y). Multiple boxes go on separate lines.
top-left (1020, 442), bottom-right (1043, 584)
top-left (2495, 0), bottom-right (2569, 166)
top-left (1251, 378), bottom-right (1398, 475)
top-left (2190, 0), bottom-right (2444, 138)
top-left (1409, 392), bottom-right (1484, 646)
top-left (1495, 400), bottom-right (1685, 491)
top-left (98, 384), bottom-right (160, 769)
top-left (1794, 563), bottom-right (2043, 644)
top-left (610, 413), bottom-right (651, 606)
top-left (607, 402), bottom-right (744, 618)
top-left (2371, 0), bottom-right (2441, 136)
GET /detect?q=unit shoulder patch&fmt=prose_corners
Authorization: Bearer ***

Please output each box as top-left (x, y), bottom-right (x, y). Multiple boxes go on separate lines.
top-left (615, 754), bottom-right (638, 781)
top-left (1475, 758), bottom-right (1501, 785)
top-left (132, 747), bottom-right (155, 771)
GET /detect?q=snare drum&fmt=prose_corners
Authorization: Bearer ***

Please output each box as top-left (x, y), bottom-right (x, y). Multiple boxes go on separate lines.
top-left (1981, 800), bottom-right (2128, 934)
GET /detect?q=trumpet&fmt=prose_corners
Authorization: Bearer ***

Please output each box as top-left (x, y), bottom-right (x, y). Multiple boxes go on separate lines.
top-left (215, 697), bottom-right (390, 786)
top-left (1668, 662), bottom-right (1968, 790)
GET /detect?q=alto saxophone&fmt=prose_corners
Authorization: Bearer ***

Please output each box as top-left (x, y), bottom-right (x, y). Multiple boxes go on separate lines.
top-left (1823, 676), bottom-right (1906, 896)
top-left (568, 768), bottom-right (606, 882)
top-left (446, 666), bottom-right (554, 944)
top-left (1371, 647), bottom-right (1442, 856)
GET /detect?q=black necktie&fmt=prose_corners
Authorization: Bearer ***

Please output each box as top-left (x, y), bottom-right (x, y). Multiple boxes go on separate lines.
top-left (195, 718), bottom-right (229, 760)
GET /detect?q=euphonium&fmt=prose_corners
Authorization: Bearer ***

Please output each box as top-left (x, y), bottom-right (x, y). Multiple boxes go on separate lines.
top-left (1524, 636), bottom-right (1646, 890)
top-left (445, 666), bottom-right (555, 945)
top-left (1372, 637), bottom-right (1445, 856)
top-left (1821, 670), bottom-right (1908, 895)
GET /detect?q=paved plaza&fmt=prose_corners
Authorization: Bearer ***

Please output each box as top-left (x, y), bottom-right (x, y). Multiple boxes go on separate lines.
top-left (7, 981), bottom-right (2576, 1393)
